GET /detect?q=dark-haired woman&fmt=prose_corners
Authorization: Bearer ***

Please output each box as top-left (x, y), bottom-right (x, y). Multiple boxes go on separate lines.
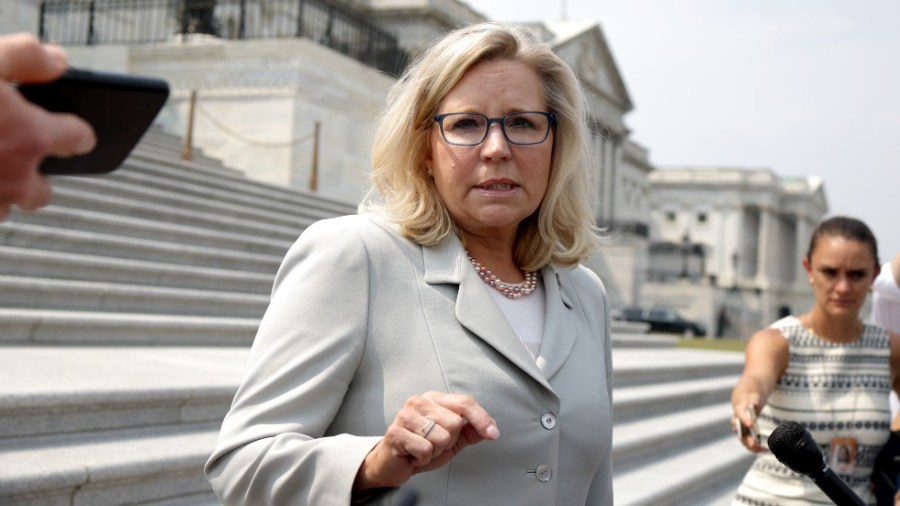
top-left (731, 215), bottom-right (900, 504)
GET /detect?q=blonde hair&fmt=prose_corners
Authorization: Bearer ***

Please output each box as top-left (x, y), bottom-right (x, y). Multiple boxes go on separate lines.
top-left (361, 22), bottom-right (599, 270)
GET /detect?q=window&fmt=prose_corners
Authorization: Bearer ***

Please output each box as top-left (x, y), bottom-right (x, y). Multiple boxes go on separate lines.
top-left (623, 308), bottom-right (643, 319)
top-left (697, 212), bottom-right (708, 225)
top-left (650, 309), bottom-right (678, 322)
top-left (665, 211), bottom-right (677, 223)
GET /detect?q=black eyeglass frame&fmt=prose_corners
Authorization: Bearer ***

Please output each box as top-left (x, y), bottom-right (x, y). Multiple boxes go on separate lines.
top-left (432, 111), bottom-right (557, 146)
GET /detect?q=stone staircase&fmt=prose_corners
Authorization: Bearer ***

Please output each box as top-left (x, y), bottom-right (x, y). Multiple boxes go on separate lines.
top-left (611, 346), bottom-right (752, 505)
top-left (0, 129), bottom-right (355, 506)
top-left (0, 128), bottom-right (752, 505)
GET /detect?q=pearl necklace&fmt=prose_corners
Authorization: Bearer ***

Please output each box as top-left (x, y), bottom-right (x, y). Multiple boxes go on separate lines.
top-left (467, 252), bottom-right (538, 300)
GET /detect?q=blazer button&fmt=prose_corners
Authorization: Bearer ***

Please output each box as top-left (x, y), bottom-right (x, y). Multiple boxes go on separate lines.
top-left (540, 412), bottom-right (557, 430)
top-left (535, 464), bottom-right (552, 482)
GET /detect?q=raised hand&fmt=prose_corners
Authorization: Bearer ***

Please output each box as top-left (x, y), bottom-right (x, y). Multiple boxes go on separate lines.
top-left (0, 33), bottom-right (95, 219)
top-left (354, 391), bottom-right (500, 491)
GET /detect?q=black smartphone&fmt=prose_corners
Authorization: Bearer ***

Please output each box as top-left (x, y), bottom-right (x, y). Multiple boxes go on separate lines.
top-left (17, 67), bottom-right (170, 175)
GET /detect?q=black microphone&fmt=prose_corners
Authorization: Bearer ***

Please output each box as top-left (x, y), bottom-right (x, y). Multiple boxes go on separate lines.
top-left (768, 421), bottom-right (865, 506)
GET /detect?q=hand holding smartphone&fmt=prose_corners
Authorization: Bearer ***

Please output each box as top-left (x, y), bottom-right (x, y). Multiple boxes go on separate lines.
top-left (16, 67), bottom-right (170, 175)
top-left (735, 405), bottom-right (760, 445)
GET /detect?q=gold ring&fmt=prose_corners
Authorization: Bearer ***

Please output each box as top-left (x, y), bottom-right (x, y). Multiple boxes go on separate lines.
top-left (421, 418), bottom-right (437, 438)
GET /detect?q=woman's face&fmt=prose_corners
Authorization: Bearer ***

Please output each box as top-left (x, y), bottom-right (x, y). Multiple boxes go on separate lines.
top-left (426, 59), bottom-right (553, 241)
top-left (803, 235), bottom-right (879, 318)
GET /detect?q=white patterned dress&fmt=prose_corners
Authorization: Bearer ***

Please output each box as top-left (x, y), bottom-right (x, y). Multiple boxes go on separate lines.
top-left (733, 316), bottom-right (892, 506)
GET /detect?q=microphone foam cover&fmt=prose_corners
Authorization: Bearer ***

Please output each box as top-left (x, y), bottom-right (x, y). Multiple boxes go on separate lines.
top-left (768, 421), bottom-right (825, 476)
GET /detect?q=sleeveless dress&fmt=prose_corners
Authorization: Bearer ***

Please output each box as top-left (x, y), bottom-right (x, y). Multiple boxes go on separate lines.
top-left (733, 315), bottom-right (892, 505)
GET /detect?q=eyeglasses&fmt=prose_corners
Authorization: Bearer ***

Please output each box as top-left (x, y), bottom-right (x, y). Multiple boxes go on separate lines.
top-left (433, 111), bottom-right (556, 146)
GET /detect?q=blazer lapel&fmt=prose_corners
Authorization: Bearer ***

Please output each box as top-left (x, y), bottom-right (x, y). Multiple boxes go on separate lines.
top-left (536, 267), bottom-right (577, 381)
top-left (423, 238), bottom-right (552, 391)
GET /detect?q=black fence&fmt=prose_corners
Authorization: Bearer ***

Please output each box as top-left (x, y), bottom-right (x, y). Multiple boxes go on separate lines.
top-left (37, 0), bottom-right (408, 76)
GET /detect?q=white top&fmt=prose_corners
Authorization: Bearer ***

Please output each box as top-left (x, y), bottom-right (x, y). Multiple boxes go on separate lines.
top-left (733, 316), bottom-right (891, 505)
top-left (488, 278), bottom-right (546, 359)
top-left (872, 262), bottom-right (900, 334)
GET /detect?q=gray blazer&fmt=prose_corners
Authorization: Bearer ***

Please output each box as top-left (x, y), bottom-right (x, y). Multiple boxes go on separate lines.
top-left (206, 214), bottom-right (614, 505)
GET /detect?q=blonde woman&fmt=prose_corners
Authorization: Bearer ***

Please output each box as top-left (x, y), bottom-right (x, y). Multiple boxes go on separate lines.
top-left (206, 23), bottom-right (613, 505)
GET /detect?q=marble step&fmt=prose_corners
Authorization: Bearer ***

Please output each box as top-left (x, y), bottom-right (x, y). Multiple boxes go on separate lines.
top-left (0, 346), bottom-right (245, 441)
top-left (0, 423), bottom-right (220, 506)
top-left (613, 433), bottom-right (753, 506)
top-left (0, 345), bottom-right (750, 504)
top-left (0, 222), bottom-right (283, 273)
top-left (0, 275), bottom-right (269, 318)
top-left (45, 186), bottom-right (304, 243)
top-left (0, 309), bottom-right (258, 346)
top-left (8, 205), bottom-right (294, 257)
top-left (140, 126), bottom-right (221, 154)
top-left (122, 151), bottom-right (357, 217)
top-left (0, 246), bottom-right (273, 293)
top-left (614, 374), bottom-right (736, 422)
top-left (132, 141), bottom-right (229, 172)
top-left (613, 401), bottom-right (734, 470)
top-left (611, 332), bottom-right (677, 348)
top-left (54, 168), bottom-right (322, 235)
top-left (612, 348), bottom-right (745, 387)
top-left (112, 156), bottom-right (354, 222)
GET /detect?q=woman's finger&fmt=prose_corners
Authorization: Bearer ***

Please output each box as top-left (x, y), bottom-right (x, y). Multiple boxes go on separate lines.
top-left (424, 392), bottom-right (500, 441)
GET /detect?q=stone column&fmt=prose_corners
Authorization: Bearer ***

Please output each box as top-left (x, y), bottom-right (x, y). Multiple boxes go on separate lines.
top-left (756, 207), bottom-right (773, 288)
top-left (589, 119), bottom-right (606, 221)
top-left (731, 205), bottom-right (744, 286)
top-left (601, 134), bottom-right (619, 223)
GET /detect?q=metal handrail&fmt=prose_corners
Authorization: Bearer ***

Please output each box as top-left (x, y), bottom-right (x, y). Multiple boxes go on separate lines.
top-left (38, 0), bottom-right (408, 76)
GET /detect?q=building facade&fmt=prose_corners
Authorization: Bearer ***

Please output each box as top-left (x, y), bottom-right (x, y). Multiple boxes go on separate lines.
top-left (5, 0), bottom-right (833, 330)
top-left (647, 166), bottom-right (828, 336)
top-left (5, 0), bottom-right (652, 307)
top-left (540, 20), bottom-right (651, 309)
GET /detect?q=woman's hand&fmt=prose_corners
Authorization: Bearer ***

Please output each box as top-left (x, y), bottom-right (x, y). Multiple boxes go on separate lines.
top-left (731, 328), bottom-right (789, 453)
top-left (354, 391), bottom-right (500, 491)
top-left (732, 395), bottom-right (766, 452)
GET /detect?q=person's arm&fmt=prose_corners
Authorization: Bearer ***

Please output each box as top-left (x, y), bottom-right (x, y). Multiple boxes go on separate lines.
top-left (889, 332), bottom-right (900, 432)
top-left (731, 327), bottom-right (790, 452)
top-left (891, 253), bottom-right (900, 287)
top-left (873, 254), bottom-right (900, 300)
top-left (205, 218), bottom-right (377, 505)
top-left (0, 33), bottom-right (95, 220)
top-left (205, 218), bottom-right (498, 505)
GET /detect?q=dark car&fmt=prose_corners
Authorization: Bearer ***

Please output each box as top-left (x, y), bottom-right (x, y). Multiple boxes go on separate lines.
top-left (616, 307), bottom-right (707, 337)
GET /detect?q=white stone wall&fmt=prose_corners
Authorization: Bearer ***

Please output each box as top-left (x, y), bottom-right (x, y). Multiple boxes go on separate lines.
top-left (648, 167), bottom-right (827, 328)
top-left (619, 140), bottom-right (653, 224)
top-left (67, 37), bottom-right (396, 204)
top-left (0, 0), bottom-right (39, 35)
top-left (586, 237), bottom-right (648, 309)
top-left (4, 2), bottom-right (662, 312)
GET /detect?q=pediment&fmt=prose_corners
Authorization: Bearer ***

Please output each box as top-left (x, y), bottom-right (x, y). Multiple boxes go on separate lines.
top-left (807, 177), bottom-right (829, 214)
top-left (545, 20), bottom-right (633, 113)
